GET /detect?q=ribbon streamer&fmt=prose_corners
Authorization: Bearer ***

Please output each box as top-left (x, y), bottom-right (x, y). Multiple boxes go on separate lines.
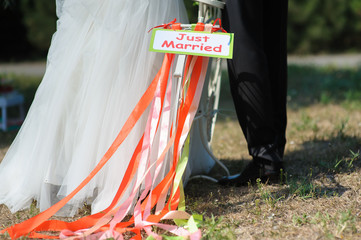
top-left (1, 20), bottom-right (212, 239)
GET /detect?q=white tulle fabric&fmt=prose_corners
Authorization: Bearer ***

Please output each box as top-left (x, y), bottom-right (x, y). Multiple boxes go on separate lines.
top-left (0, 0), bottom-right (188, 216)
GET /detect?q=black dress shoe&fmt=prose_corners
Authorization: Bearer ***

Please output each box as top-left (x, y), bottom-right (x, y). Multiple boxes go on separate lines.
top-left (218, 159), bottom-right (283, 187)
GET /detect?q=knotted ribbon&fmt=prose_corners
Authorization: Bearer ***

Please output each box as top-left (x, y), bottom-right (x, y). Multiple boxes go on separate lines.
top-left (1, 21), bottom-right (215, 240)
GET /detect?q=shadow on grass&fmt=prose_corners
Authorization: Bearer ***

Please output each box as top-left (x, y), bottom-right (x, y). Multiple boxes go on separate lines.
top-left (216, 65), bottom-right (361, 124)
top-left (185, 134), bottom-right (360, 218)
top-left (285, 135), bottom-right (361, 176)
top-left (184, 65), bottom-right (361, 218)
top-left (2, 66), bottom-right (361, 197)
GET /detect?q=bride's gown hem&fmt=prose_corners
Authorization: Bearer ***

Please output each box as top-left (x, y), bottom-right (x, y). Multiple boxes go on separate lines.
top-left (0, 0), bottom-right (188, 217)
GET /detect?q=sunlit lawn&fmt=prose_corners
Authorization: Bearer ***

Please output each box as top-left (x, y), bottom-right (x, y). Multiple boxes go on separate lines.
top-left (1, 65), bottom-right (361, 239)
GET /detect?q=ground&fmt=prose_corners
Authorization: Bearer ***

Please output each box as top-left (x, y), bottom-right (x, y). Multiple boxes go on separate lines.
top-left (0, 57), bottom-right (361, 239)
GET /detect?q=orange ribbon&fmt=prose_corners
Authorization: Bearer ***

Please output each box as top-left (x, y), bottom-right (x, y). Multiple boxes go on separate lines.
top-left (0, 53), bottom-right (174, 239)
top-left (1, 19), bottom-right (212, 239)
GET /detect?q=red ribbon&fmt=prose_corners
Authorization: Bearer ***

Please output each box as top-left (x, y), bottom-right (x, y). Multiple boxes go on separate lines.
top-left (1, 18), bottom-right (214, 240)
top-left (211, 18), bottom-right (227, 33)
top-left (148, 18), bottom-right (177, 33)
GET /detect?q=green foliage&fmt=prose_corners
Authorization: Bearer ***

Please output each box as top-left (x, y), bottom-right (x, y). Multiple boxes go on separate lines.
top-left (19, 0), bottom-right (57, 53)
top-left (183, 0), bottom-right (198, 23)
top-left (0, 0), bottom-right (32, 61)
top-left (2, 0), bottom-right (361, 59)
top-left (186, 0), bottom-right (361, 53)
top-left (288, 0), bottom-right (361, 53)
top-left (2, 0), bottom-right (13, 8)
top-left (0, 0), bottom-right (56, 61)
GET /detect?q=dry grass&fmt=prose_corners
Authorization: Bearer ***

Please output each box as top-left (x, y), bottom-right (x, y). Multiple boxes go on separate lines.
top-left (184, 65), bottom-right (361, 239)
top-left (186, 103), bottom-right (361, 240)
top-left (1, 65), bottom-right (361, 239)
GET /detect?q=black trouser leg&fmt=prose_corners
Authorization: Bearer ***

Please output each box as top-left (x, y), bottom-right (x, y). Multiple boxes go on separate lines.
top-left (263, 0), bottom-right (288, 157)
top-left (222, 0), bottom-right (288, 161)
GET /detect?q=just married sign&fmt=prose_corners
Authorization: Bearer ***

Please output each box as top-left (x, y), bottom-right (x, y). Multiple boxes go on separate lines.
top-left (149, 29), bottom-right (234, 59)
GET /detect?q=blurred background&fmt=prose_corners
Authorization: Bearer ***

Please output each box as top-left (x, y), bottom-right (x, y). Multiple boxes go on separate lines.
top-left (1, 0), bottom-right (361, 62)
top-left (0, 0), bottom-right (56, 62)
top-left (1, 2), bottom-right (361, 238)
top-left (0, 0), bottom-right (361, 132)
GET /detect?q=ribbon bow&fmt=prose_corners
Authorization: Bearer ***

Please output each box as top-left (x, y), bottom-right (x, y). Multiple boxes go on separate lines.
top-left (211, 18), bottom-right (227, 33)
top-left (148, 18), bottom-right (177, 33)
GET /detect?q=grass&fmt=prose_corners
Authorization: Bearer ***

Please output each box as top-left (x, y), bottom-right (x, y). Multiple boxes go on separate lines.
top-left (187, 64), bottom-right (361, 239)
top-left (1, 64), bottom-right (361, 239)
top-left (287, 65), bottom-right (361, 109)
top-left (292, 210), bottom-right (358, 238)
top-left (0, 74), bottom-right (41, 148)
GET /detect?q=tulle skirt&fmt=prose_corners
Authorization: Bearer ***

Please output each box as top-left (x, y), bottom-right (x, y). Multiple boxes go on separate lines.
top-left (0, 0), bottom-right (188, 216)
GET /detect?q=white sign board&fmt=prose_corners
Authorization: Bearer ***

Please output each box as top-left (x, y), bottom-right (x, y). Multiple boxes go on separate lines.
top-left (149, 29), bottom-right (233, 59)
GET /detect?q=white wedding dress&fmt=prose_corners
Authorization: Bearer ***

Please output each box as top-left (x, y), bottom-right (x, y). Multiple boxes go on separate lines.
top-left (0, 0), bottom-right (189, 217)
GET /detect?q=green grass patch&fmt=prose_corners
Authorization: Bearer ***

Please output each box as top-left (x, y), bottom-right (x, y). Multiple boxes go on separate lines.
top-left (288, 65), bottom-right (361, 109)
top-left (4, 74), bottom-right (42, 110)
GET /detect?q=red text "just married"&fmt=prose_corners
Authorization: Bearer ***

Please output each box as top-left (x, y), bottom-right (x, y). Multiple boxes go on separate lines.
top-left (161, 33), bottom-right (222, 53)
